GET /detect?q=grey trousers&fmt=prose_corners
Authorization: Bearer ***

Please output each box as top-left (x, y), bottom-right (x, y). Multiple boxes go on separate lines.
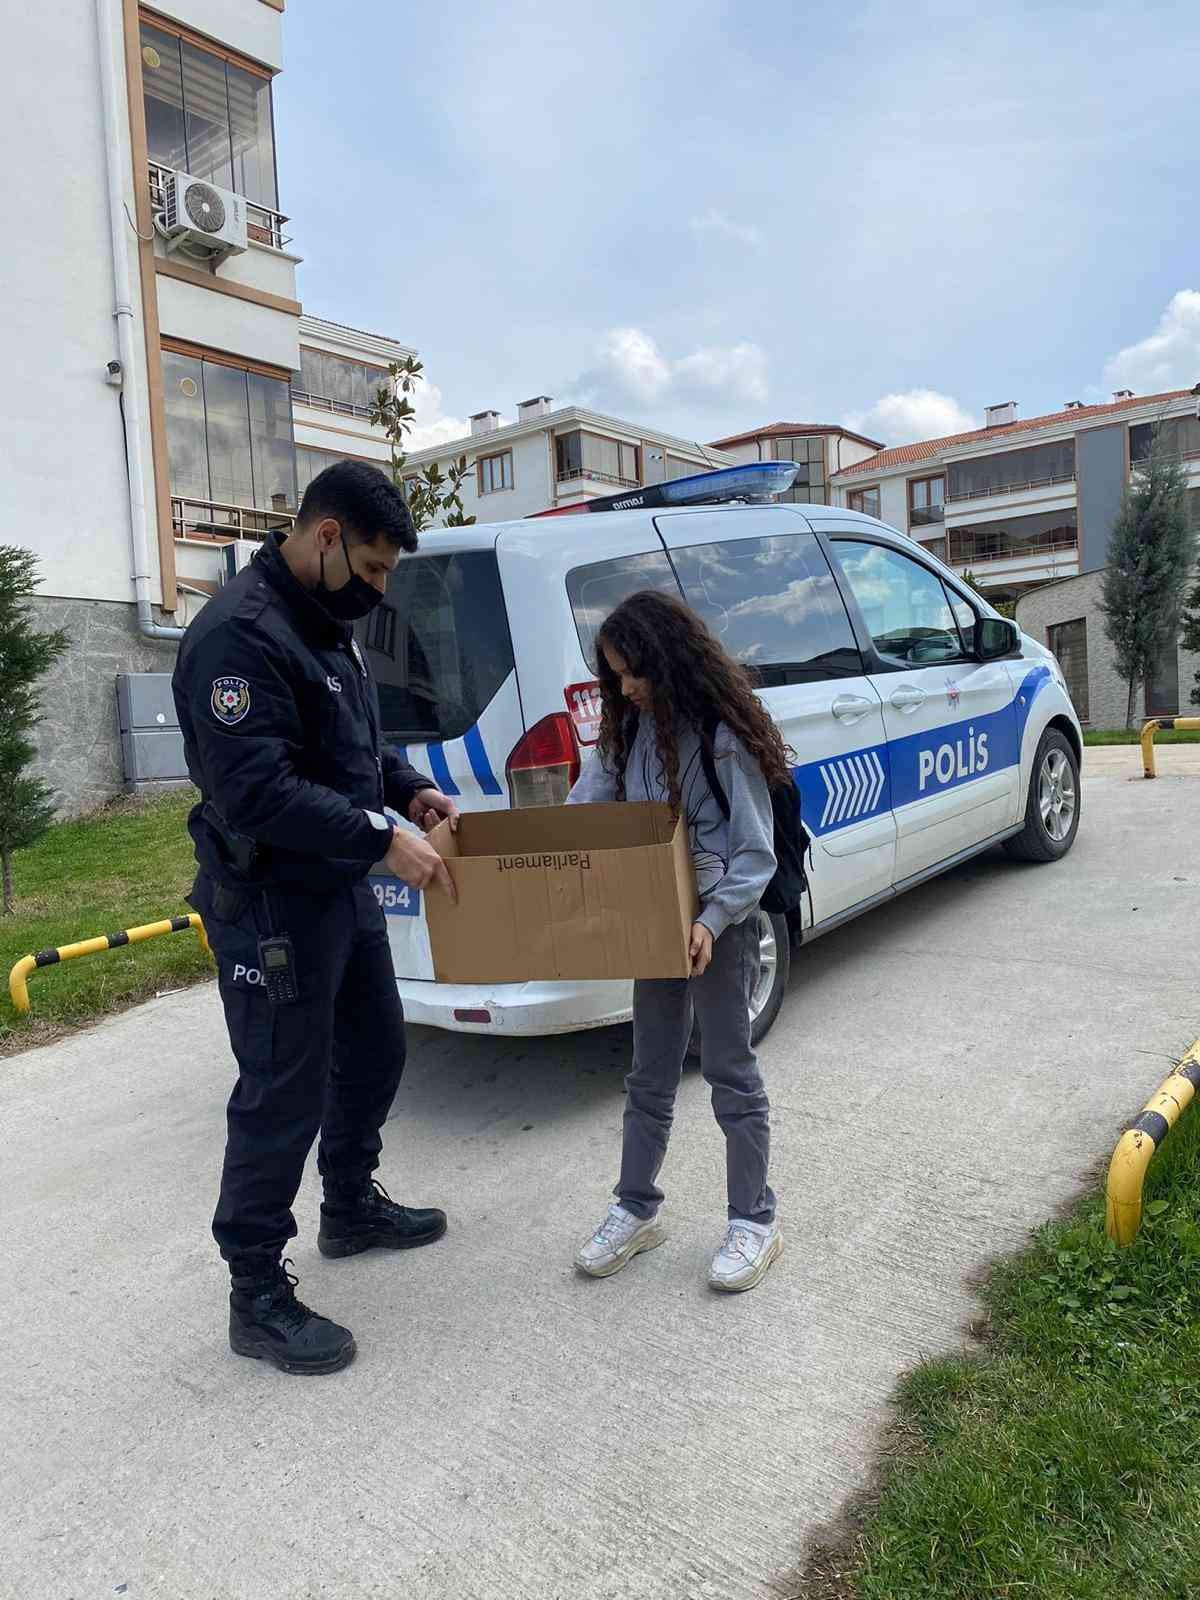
top-left (616, 915), bottom-right (776, 1225)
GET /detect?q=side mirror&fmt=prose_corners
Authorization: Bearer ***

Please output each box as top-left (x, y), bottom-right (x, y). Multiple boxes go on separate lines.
top-left (974, 616), bottom-right (1019, 661)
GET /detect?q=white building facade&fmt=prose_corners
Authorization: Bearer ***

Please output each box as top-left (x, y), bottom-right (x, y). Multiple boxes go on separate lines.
top-left (8, 0), bottom-right (409, 811)
top-left (399, 399), bottom-right (738, 523)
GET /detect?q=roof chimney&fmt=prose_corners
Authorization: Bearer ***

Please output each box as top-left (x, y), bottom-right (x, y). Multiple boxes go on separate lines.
top-left (1112, 389), bottom-right (1134, 402)
top-left (1064, 400), bottom-right (1084, 410)
top-left (470, 409), bottom-right (501, 437)
top-left (984, 401), bottom-right (1018, 428)
top-left (517, 395), bottom-right (554, 421)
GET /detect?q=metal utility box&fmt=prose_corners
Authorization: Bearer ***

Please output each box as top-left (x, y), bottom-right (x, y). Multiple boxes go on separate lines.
top-left (116, 673), bottom-right (188, 783)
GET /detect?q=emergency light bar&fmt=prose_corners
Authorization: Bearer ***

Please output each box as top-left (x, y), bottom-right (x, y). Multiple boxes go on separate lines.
top-left (576, 461), bottom-right (800, 514)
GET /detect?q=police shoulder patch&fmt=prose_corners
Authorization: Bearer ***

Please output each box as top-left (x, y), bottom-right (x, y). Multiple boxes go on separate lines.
top-left (211, 675), bottom-right (251, 726)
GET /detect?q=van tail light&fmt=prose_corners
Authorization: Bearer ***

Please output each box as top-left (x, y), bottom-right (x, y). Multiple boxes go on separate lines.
top-left (564, 681), bottom-right (602, 745)
top-left (506, 713), bottom-right (580, 808)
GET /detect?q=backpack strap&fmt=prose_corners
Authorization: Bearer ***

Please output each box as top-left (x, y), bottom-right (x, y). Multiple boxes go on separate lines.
top-left (698, 716), bottom-right (731, 822)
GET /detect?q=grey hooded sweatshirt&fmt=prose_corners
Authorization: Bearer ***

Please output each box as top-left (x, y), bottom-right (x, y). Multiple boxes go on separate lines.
top-left (567, 714), bottom-right (776, 941)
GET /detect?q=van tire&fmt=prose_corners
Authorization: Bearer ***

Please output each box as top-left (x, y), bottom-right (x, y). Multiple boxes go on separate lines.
top-left (1003, 728), bottom-right (1080, 863)
top-left (688, 910), bottom-right (791, 1058)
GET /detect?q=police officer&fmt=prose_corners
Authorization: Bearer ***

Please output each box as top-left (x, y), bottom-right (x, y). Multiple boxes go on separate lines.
top-left (173, 461), bottom-right (457, 1376)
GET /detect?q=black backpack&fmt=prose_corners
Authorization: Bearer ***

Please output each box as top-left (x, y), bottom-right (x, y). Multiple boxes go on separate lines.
top-left (697, 718), bottom-right (810, 918)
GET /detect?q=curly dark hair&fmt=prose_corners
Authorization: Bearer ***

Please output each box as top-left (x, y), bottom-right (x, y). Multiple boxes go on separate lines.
top-left (595, 590), bottom-right (794, 812)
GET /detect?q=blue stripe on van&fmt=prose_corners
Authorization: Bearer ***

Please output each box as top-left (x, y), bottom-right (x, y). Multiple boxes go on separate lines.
top-left (394, 745), bottom-right (409, 766)
top-left (424, 741), bottom-right (460, 796)
top-left (463, 725), bottom-right (504, 796)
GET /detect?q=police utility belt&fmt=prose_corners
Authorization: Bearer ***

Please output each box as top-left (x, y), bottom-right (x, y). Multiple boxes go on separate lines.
top-left (202, 803), bottom-right (299, 1006)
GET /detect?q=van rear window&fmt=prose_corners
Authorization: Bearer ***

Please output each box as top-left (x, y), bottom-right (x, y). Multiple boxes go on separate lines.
top-left (357, 552), bottom-right (514, 742)
top-left (565, 551), bottom-right (680, 672)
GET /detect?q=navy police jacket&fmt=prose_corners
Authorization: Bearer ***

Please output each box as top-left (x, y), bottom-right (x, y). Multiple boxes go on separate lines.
top-left (172, 531), bottom-right (432, 893)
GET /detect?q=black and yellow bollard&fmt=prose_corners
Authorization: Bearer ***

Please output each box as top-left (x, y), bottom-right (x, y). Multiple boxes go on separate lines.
top-left (1106, 1043), bottom-right (1200, 1243)
top-left (8, 914), bottom-right (212, 1016)
top-left (1140, 716), bottom-right (1200, 779)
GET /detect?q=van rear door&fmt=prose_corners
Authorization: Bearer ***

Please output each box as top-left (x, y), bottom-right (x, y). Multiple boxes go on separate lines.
top-left (355, 542), bottom-right (520, 980)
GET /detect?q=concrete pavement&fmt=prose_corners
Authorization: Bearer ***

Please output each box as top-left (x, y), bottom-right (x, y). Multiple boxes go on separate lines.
top-left (2, 749), bottom-right (1197, 1600)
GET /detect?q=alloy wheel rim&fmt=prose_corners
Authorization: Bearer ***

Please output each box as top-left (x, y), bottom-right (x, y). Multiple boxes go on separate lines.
top-left (749, 911), bottom-right (778, 1022)
top-left (1038, 748), bottom-right (1076, 841)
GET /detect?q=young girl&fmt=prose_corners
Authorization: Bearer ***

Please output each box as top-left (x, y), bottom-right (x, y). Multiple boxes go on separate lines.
top-left (568, 590), bottom-right (791, 1293)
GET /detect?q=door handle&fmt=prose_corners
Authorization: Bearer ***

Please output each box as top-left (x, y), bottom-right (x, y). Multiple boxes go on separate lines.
top-left (889, 686), bottom-right (926, 712)
top-left (832, 694), bottom-right (874, 724)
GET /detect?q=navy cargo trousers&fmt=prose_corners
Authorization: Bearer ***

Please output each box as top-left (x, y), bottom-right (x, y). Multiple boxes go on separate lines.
top-left (191, 872), bottom-right (406, 1260)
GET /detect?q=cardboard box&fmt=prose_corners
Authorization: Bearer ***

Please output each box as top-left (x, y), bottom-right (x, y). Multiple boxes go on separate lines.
top-left (424, 802), bottom-right (699, 983)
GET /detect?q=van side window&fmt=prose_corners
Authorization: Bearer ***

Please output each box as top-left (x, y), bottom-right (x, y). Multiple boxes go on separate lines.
top-left (566, 552), bottom-right (680, 672)
top-left (832, 539), bottom-right (967, 669)
top-left (671, 533), bottom-right (864, 686)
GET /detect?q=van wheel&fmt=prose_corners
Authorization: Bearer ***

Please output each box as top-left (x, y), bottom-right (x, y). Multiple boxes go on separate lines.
top-left (688, 910), bottom-right (791, 1058)
top-left (1003, 728), bottom-right (1080, 863)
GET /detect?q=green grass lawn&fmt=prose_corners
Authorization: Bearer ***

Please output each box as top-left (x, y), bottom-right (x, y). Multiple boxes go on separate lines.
top-left (806, 1086), bottom-right (1200, 1599)
top-left (1083, 726), bottom-right (1200, 745)
top-left (0, 790), bottom-right (211, 1056)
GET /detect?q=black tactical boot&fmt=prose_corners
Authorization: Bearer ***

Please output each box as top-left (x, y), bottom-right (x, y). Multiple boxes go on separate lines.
top-left (228, 1256), bottom-right (356, 1375)
top-left (318, 1177), bottom-right (447, 1258)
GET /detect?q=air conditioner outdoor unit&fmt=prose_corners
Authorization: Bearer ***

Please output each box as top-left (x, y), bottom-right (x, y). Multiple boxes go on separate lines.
top-left (221, 540), bottom-right (262, 583)
top-left (158, 169), bottom-right (248, 262)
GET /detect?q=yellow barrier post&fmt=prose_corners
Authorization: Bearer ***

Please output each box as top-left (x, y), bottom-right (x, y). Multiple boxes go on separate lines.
top-left (1106, 1043), bottom-right (1200, 1244)
top-left (1141, 716), bottom-right (1200, 778)
top-left (8, 914), bottom-right (211, 1016)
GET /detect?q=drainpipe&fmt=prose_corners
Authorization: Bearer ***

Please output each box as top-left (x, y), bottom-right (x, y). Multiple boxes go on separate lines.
top-left (96, 0), bottom-right (184, 642)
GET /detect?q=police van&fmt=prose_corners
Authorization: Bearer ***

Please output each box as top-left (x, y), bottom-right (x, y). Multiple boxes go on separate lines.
top-left (358, 463), bottom-right (1081, 1045)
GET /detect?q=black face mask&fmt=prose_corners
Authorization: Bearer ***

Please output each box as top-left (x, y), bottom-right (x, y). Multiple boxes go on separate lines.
top-left (316, 531), bottom-right (384, 621)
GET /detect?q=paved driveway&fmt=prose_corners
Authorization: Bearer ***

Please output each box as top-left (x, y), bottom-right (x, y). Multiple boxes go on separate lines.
top-left (2, 747), bottom-right (1197, 1599)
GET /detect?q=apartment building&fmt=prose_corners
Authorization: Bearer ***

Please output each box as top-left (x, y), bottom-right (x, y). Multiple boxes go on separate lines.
top-left (830, 390), bottom-right (1200, 601)
top-left (398, 399), bottom-right (737, 522)
top-left (831, 389), bottom-right (1200, 724)
top-left (706, 422), bottom-right (884, 503)
top-left (10, 0), bottom-right (408, 810)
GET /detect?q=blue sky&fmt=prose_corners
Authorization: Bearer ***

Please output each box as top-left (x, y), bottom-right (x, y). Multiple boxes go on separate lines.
top-left (276, 0), bottom-right (1200, 449)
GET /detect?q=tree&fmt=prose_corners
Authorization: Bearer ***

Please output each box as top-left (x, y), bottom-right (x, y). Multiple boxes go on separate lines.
top-left (1179, 569), bottom-right (1200, 708)
top-left (368, 355), bottom-right (476, 532)
top-left (960, 569), bottom-right (1016, 620)
top-left (1100, 425), bottom-right (1195, 726)
top-left (0, 547), bottom-right (68, 913)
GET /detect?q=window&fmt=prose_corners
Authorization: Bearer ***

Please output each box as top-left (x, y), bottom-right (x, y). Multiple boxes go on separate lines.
top-left (770, 436), bottom-right (826, 504)
top-left (1130, 416), bottom-right (1200, 466)
top-left (477, 451), bottom-right (514, 495)
top-left (946, 439), bottom-right (1074, 501)
top-left (1145, 637), bottom-right (1180, 717)
top-left (833, 540), bottom-right (967, 668)
top-left (294, 349), bottom-right (391, 417)
top-left (565, 552), bottom-right (680, 672)
top-left (1047, 618), bottom-right (1089, 723)
top-left (908, 475), bottom-right (945, 527)
top-left (947, 512), bottom-right (1077, 567)
top-left (848, 486), bottom-right (881, 518)
top-left (140, 19), bottom-right (278, 210)
top-left (665, 455), bottom-right (703, 482)
top-left (357, 553), bottom-right (515, 742)
top-left (556, 432), bottom-right (640, 487)
top-left (671, 534), bottom-right (863, 686)
top-left (162, 345), bottom-right (296, 513)
top-left (295, 446), bottom-right (383, 502)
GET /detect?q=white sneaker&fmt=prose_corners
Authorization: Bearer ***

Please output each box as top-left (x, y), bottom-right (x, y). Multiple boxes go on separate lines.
top-left (708, 1218), bottom-right (783, 1293)
top-left (574, 1204), bottom-right (666, 1278)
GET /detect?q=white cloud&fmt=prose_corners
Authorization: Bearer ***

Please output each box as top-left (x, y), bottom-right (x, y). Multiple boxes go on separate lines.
top-left (1104, 290), bottom-right (1200, 396)
top-left (846, 389), bottom-right (978, 445)
top-left (405, 380), bottom-right (475, 453)
top-left (688, 208), bottom-right (765, 251)
top-left (571, 326), bottom-right (769, 415)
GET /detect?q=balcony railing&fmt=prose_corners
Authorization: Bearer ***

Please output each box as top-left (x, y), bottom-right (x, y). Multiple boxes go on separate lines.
top-left (172, 495), bottom-right (296, 541)
top-left (945, 472), bottom-right (1075, 505)
top-left (948, 539), bottom-right (1078, 568)
top-left (290, 389), bottom-right (377, 421)
top-left (148, 162), bottom-right (291, 252)
top-left (556, 466), bottom-right (641, 489)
